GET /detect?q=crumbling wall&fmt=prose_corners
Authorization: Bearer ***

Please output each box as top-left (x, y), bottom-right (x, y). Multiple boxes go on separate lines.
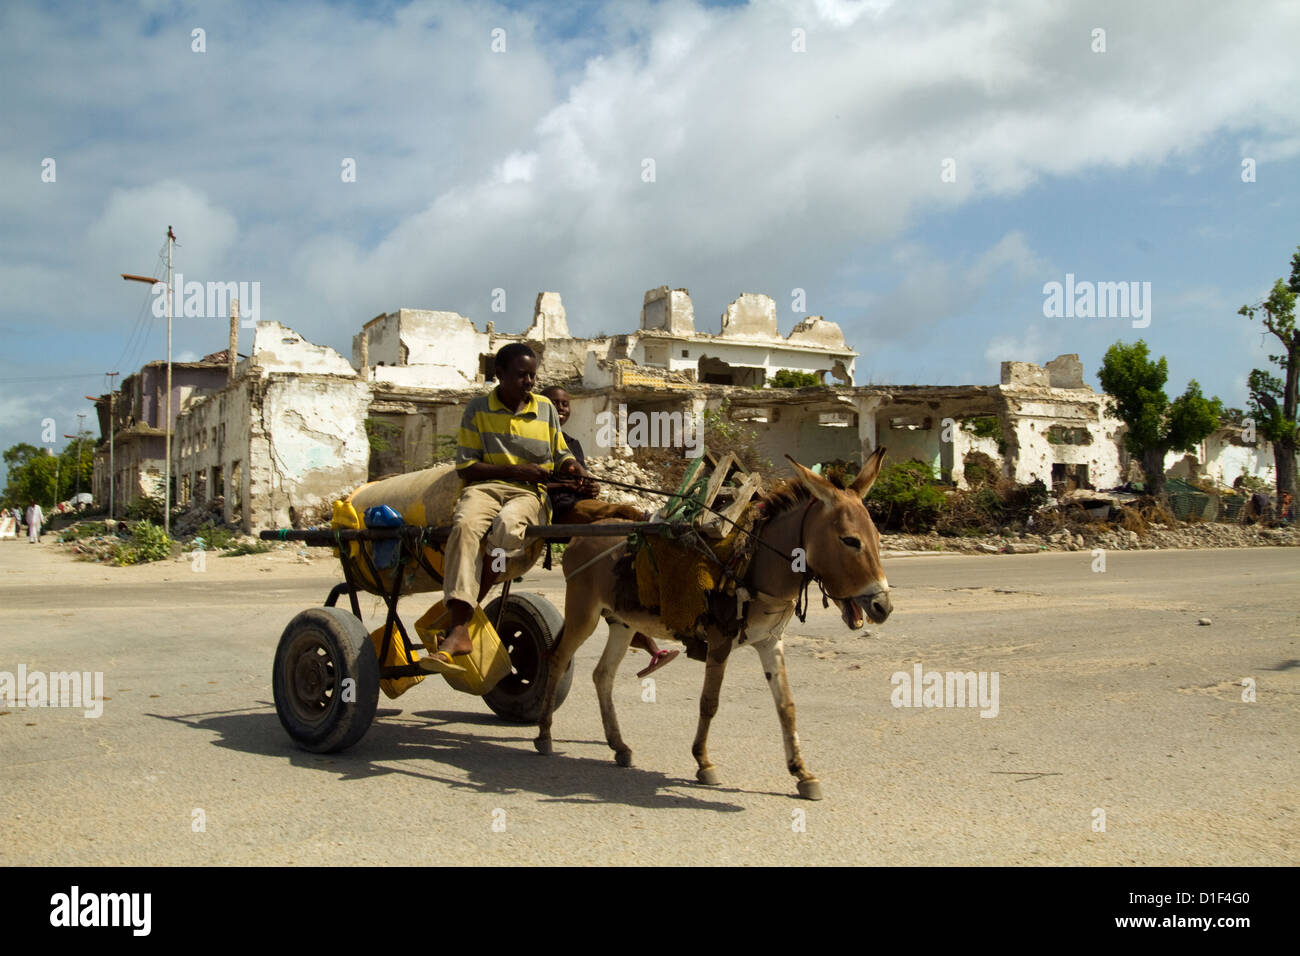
top-left (356, 310), bottom-right (488, 388)
top-left (399, 310), bottom-right (489, 386)
top-left (174, 379), bottom-right (256, 522)
top-left (640, 286), bottom-right (696, 335)
top-left (250, 375), bottom-right (371, 529)
top-left (1046, 354), bottom-right (1086, 389)
top-left (719, 293), bottom-right (779, 340)
top-left (1001, 395), bottom-right (1123, 490)
top-left (1001, 361), bottom-right (1050, 388)
top-left (356, 314), bottom-right (399, 367)
top-left (796, 412), bottom-right (860, 466)
top-left (787, 316), bottom-right (849, 350)
top-left (952, 432), bottom-right (1003, 487)
top-left (877, 413), bottom-right (942, 473)
top-left (565, 393), bottom-right (617, 459)
top-left (1165, 429), bottom-right (1282, 487)
top-left (523, 292), bottom-right (571, 340)
top-left (253, 322), bottom-right (355, 376)
top-left (537, 336), bottom-right (608, 384)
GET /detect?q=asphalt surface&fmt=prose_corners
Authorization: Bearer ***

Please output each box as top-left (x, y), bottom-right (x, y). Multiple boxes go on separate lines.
top-left (0, 538), bottom-right (1296, 865)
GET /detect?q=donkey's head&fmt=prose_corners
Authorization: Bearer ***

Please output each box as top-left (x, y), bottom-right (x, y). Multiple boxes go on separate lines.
top-left (785, 448), bottom-right (891, 629)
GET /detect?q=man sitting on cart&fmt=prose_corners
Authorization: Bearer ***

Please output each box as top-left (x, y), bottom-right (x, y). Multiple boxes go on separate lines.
top-left (420, 343), bottom-right (595, 674)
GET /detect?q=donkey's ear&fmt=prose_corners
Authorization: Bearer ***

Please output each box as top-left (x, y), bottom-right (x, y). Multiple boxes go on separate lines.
top-left (849, 446), bottom-right (887, 499)
top-left (784, 455), bottom-right (839, 507)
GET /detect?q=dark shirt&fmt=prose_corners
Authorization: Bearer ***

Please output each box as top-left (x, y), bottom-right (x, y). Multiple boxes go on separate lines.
top-left (549, 433), bottom-right (585, 513)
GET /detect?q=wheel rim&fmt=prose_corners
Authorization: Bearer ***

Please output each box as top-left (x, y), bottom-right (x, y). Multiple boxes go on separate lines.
top-left (283, 630), bottom-right (339, 725)
top-left (493, 613), bottom-right (542, 699)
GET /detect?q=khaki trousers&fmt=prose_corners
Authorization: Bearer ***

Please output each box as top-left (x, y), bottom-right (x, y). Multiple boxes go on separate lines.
top-left (442, 482), bottom-right (544, 606)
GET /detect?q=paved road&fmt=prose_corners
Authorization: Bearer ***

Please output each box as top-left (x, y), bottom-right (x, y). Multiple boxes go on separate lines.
top-left (0, 540), bottom-right (1295, 865)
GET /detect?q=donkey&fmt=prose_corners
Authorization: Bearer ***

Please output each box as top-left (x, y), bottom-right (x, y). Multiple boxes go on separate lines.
top-left (534, 449), bottom-right (892, 800)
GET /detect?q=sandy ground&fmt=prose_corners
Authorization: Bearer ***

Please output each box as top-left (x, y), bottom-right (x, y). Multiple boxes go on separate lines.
top-left (0, 535), bottom-right (1296, 865)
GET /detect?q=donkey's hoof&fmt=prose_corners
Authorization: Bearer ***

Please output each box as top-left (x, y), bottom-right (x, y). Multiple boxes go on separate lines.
top-left (797, 778), bottom-right (823, 801)
top-left (614, 750), bottom-right (633, 768)
top-left (534, 738), bottom-right (553, 756)
top-left (696, 766), bottom-right (720, 786)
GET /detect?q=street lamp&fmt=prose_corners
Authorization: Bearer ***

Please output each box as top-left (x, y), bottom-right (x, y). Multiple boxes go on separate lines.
top-left (121, 226), bottom-right (175, 534)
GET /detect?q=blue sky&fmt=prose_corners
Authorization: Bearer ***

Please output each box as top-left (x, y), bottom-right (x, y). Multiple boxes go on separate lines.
top-left (1, 0), bottom-right (1297, 457)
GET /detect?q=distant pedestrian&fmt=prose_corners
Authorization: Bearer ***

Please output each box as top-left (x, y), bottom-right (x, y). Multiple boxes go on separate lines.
top-left (1245, 491), bottom-right (1270, 526)
top-left (25, 501), bottom-right (43, 543)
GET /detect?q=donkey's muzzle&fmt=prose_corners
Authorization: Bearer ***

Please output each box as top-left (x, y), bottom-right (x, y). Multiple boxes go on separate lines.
top-left (860, 589), bottom-right (892, 624)
top-left (839, 587), bottom-right (892, 629)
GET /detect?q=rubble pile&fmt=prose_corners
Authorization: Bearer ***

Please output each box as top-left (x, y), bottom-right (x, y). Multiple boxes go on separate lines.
top-left (584, 457), bottom-right (672, 514)
top-left (57, 519), bottom-right (131, 562)
top-left (884, 522), bottom-right (1300, 554)
top-left (171, 496), bottom-right (230, 537)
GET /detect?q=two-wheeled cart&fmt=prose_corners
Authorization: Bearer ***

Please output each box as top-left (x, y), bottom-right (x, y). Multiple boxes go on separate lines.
top-left (258, 520), bottom-right (683, 753)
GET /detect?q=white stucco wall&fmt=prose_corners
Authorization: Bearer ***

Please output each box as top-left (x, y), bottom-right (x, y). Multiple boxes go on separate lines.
top-left (253, 322), bottom-right (355, 376)
top-left (174, 382), bottom-right (254, 523)
top-left (253, 376), bottom-right (371, 528)
top-left (1005, 396), bottom-right (1124, 489)
top-left (1162, 432), bottom-right (1290, 487)
top-left (628, 336), bottom-right (855, 384)
top-left (356, 310), bottom-right (489, 388)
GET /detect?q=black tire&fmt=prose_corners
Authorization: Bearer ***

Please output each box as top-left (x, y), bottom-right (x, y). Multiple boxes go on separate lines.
top-left (272, 606), bottom-right (380, 753)
top-left (482, 592), bottom-right (574, 723)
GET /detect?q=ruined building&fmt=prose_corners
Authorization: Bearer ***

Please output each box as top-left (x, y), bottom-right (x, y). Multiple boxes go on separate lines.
top-left (89, 287), bottom-right (1289, 531)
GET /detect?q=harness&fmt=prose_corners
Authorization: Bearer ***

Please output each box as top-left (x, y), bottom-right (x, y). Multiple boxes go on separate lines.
top-left (791, 501), bottom-right (830, 625)
top-left (595, 475), bottom-right (834, 629)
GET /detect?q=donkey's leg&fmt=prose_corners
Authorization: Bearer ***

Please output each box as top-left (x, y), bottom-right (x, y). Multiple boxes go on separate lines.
top-left (534, 590), bottom-right (602, 756)
top-left (691, 637), bottom-right (733, 785)
top-left (753, 636), bottom-right (822, 800)
top-left (593, 620), bottom-right (637, 767)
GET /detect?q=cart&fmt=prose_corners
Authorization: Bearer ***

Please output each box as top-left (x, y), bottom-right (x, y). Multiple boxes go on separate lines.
top-left (258, 519), bottom-right (690, 754)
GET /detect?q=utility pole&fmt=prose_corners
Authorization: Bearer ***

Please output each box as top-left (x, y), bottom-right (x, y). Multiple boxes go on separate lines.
top-left (76, 413), bottom-right (85, 501)
top-left (63, 431), bottom-right (81, 504)
top-left (106, 371), bottom-right (118, 518)
top-left (164, 225), bottom-right (174, 534)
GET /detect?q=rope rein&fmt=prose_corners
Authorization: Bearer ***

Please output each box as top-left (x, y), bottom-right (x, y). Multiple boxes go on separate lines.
top-left (576, 473), bottom-right (794, 565)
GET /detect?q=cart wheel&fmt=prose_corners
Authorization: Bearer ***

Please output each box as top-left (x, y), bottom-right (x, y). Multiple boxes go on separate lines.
top-left (273, 606), bottom-right (379, 753)
top-left (482, 592), bottom-right (574, 723)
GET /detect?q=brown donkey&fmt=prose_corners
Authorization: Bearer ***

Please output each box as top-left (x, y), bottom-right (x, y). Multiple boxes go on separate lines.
top-left (534, 449), bottom-right (892, 800)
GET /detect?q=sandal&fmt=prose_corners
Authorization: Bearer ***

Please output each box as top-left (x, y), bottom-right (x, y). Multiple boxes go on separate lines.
top-left (636, 648), bottom-right (679, 679)
top-left (418, 650), bottom-right (466, 675)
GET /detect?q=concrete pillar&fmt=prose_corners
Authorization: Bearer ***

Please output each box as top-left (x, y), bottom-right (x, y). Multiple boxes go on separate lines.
top-left (229, 300), bottom-right (239, 381)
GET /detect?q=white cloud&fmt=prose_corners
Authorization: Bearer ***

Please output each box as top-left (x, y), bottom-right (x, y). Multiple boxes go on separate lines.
top-left (500, 151), bottom-right (538, 184)
top-left (983, 322), bottom-right (1058, 369)
top-left (2, 0), bottom-right (1299, 453)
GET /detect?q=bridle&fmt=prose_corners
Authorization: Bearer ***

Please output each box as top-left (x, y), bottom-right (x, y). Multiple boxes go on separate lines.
top-left (792, 501), bottom-right (832, 624)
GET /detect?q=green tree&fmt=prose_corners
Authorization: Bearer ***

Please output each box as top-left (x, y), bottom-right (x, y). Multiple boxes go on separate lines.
top-left (1239, 246), bottom-right (1300, 501)
top-left (3, 437), bottom-right (95, 509)
top-left (1097, 341), bottom-right (1223, 498)
top-left (3, 443), bottom-right (50, 508)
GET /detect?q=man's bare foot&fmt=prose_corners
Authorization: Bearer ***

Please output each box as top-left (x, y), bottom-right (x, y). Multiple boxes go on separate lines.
top-left (437, 623), bottom-right (474, 657)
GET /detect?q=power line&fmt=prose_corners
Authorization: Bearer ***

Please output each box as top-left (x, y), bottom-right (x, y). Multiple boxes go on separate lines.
top-left (112, 236), bottom-right (170, 375)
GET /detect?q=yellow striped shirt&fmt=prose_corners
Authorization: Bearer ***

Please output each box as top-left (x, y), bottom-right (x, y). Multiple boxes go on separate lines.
top-left (455, 389), bottom-right (574, 496)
